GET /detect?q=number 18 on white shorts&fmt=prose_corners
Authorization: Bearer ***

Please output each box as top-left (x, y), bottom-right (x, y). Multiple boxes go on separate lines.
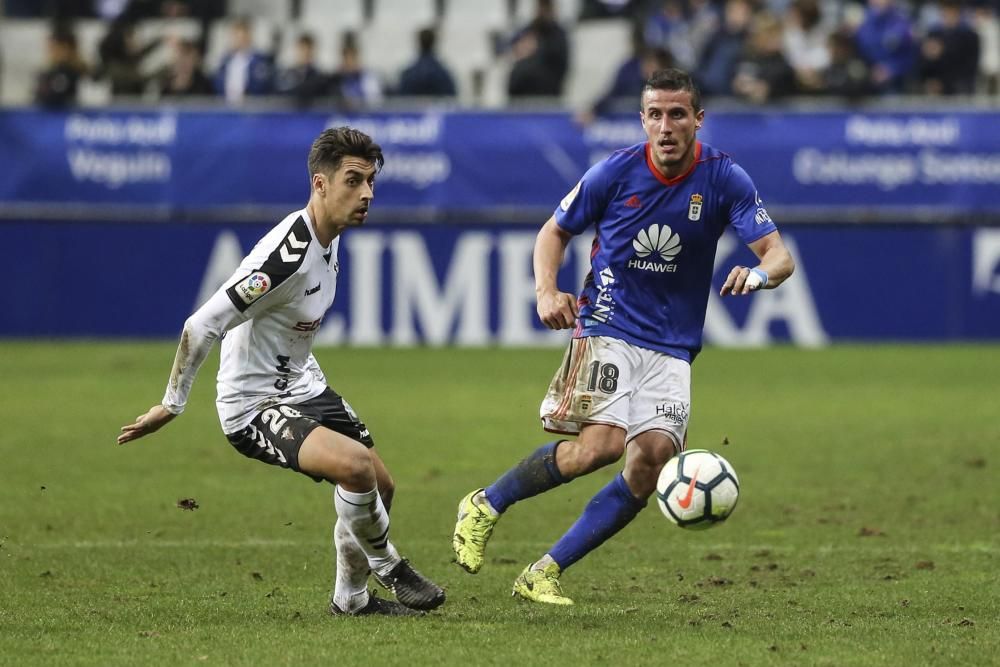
top-left (540, 336), bottom-right (690, 449)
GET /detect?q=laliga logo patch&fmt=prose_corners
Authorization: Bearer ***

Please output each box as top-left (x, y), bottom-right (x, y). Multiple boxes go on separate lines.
top-left (235, 272), bottom-right (271, 305)
top-left (560, 182), bottom-right (581, 211)
top-left (688, 193), bottom-right (703, 221)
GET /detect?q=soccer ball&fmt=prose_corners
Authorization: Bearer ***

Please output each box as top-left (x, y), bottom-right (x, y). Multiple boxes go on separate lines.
top-left (655, 449), bottom-right (740, 529)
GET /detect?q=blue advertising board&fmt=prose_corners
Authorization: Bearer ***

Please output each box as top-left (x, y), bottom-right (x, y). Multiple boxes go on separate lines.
top-left (5, 221), bottom-right (1000, 342)
top-left (1, 109), bottom-right (999, 220)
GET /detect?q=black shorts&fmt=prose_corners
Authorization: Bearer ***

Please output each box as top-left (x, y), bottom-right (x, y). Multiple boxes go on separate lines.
top-left (225, 387), bottom-right (374, 479)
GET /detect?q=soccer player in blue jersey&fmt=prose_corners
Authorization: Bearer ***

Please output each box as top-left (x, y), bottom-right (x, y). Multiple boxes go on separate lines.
top-left (452, 67), bottom-right (795, 605)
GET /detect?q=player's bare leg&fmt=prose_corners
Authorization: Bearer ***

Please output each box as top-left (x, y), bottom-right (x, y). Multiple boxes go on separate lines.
top-left (622, 430), bottom-right (679, 499)
top-left (370, 447), bottom-right (395, 510)
top-left (300, 428), bottom-right (444, 613)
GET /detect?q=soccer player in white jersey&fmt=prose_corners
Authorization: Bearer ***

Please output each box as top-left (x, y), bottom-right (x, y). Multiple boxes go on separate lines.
top-left (452, 68), bottom-right (796, 605)
top-left (118, 127), bottom-right (445, 617)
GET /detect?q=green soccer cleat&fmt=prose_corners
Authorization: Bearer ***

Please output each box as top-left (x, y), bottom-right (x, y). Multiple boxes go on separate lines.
top-left (452, 488), bottom-right (499, 574)
top-left (512, 562), bottom-right (574, 606)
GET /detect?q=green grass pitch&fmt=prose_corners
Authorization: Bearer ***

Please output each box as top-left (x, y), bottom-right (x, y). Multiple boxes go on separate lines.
top-left (0, 342), bottom-right (997, 666)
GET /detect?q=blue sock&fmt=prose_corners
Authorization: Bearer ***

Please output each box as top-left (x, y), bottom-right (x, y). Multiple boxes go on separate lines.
top-left (548, 473), bottom-right (646, 571)
top-left (484, 441), bottom-right (568, 514)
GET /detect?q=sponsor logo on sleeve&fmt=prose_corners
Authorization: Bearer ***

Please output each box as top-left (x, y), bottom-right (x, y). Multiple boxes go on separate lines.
top-left (753, 191), bottom-right (773, 225)
top-left (560, 181), bottom-right (581, 211)
top-left (234, 272), bottom-right (271, 305)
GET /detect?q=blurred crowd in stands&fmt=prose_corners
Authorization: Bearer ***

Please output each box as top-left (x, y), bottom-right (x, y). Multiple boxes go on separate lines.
top-left (8, 0), bottom-right (999, 114)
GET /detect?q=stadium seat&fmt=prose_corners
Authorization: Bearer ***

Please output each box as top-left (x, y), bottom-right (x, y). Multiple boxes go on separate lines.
top-left (478, 59), bottom-right (512, 108)
top-left (75, 19), bottom-right (108, 72)
top-left (229, 0), bottom-right (293, 22)
top-left (0, 19), bottom-right (48, 105)
top-left (442, 0), bottom-right (511, 31)
top-left (300, 0), bottom-right (366, 29)
top-left (362, 18), bottom-right (425, 90)
top-left (563, 19), bottom-right (632, 109)
top-left (513, 0), bottom-right (582, 26)
top-left (370, 0), bottom-right (438, 26)
top-left (78, 76), bottom-right (112, 106)
top-left (438, 22), bottom-right (497, 103)
top-left (364, 0), bottom-right (443, 90)
top-left (134, 18), bottom-right (204, 80)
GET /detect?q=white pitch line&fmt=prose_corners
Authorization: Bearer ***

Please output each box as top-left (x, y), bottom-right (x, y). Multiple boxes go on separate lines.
top-left (29, 539), bottom-right (317, 549)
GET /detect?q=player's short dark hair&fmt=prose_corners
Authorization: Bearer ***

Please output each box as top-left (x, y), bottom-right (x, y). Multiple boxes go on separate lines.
top-left (308, 127), bottom-right (384, 178)
top-left (643, 67), bottom-right (702, 112)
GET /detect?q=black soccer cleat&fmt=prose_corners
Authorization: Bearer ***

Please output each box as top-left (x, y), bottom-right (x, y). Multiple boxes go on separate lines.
top-left (329, 590), bottom-right (424, 617)
top-left (373, 558), bottom-right (446, 611)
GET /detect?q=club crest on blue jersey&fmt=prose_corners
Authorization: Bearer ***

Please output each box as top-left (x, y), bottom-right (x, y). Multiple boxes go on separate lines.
top-left (688, 193), bottom-right (703, 221)
top-left (234, 272), bottom-right (271, 305)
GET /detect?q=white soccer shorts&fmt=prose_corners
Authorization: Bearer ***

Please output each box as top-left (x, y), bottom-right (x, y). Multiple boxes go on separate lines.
top-left (540, 335), bottom-right (690, 448)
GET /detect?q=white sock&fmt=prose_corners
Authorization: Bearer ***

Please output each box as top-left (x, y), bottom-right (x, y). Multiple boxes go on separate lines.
top-left (532, 554), bottom-right (557, 572)
top-left (474, 490), bottom-right (499, 517)
top-left (331, 519), bottom-right (370, 614)
top-left (333, 486), bottom-right (401, 578)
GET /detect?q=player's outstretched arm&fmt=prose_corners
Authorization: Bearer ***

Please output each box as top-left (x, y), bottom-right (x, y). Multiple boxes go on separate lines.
top-left (117, 288), bottom-right (243, 445)
top-left (534, 216), bottom-right (579, 330)
top-left (720, 230), bottom-right (795, 297)
top-left (118, 405), bottom-right (176, 444)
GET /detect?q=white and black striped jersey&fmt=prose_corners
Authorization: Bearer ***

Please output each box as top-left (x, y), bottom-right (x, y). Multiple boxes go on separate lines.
top-left (161, 208), bottom-right (342, 434)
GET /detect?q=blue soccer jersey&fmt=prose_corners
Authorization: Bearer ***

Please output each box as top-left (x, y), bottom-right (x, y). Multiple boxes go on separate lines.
top-left (554, 141), bottom-right (778, 362)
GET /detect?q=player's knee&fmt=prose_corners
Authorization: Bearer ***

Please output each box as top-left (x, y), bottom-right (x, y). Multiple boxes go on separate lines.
top-left (337, 453), bottom-right (376, 490)
top-left (302, 432), bottom-right (375, 489)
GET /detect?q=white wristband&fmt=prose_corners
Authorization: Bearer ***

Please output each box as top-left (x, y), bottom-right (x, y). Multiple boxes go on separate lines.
top-left (746, 267), bottom-right (768, 290)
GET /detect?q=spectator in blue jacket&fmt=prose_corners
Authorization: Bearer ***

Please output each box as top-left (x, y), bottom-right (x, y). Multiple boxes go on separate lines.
top-left (214, 17), bottom-right (274, 104)
top-left (330, 31), bottom-right (383, 110)
top-left (277, 33), bottom-right (329, 107)
top-left (581, 25), bottom-right (673, 121)
top-left (643, 0), bottom-right (700, 69)
top-left (732, 13), bottom-right (798, 103)
top-left (397, 28), bottom-right (457, 97)
top-left (698, 0), bottom-right (754, 96)
top-left (853, 0), bottom-right (916, 92)
top-left (35, 25), bottom-right (88, 108)
top-left (507, 0), bottom-right (569, 97)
